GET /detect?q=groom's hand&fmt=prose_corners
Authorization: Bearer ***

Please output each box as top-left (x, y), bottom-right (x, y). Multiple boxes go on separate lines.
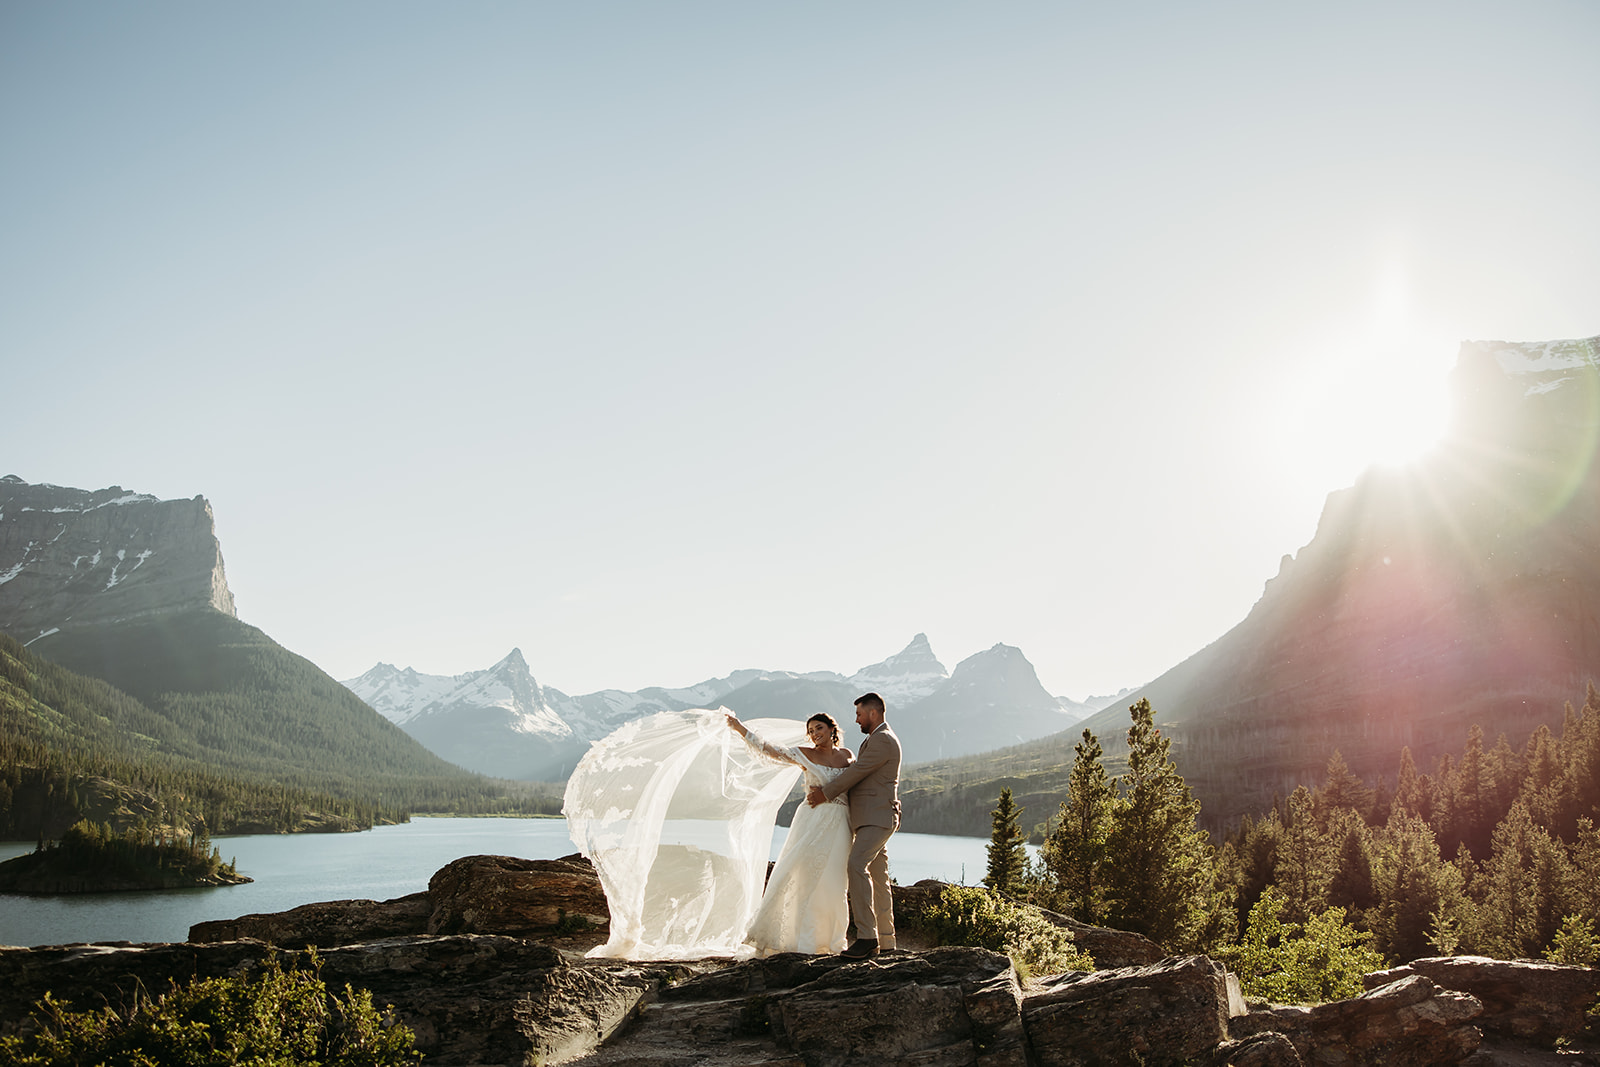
top-left (806, 785), bottom-right (826, 808)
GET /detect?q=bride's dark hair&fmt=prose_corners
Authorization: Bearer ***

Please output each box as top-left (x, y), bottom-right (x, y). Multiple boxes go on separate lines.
top-left (806, 713), bottom-right (841, 744)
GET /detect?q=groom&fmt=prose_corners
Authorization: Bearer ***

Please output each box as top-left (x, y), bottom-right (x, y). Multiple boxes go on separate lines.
top-left (807, 691), bottom-right (902, 960)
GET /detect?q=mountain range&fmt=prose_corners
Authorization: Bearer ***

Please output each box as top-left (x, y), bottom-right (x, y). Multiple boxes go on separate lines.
top-left (6, 332), bottom-right (1594, 838)
top-left (341, 634), bottom-right (1098, 780)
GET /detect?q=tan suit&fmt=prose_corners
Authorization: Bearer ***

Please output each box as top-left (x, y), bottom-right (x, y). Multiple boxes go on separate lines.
top-left (821, 722), bottom-right (901, 944)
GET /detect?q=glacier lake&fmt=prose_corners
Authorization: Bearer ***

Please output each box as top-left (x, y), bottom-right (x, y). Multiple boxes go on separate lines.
top-left (0, 817), bottom-right (1006, 948)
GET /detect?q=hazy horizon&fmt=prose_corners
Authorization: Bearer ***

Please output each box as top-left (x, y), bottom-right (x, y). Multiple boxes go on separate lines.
top-left (4, 3), bottom-right (1596, 699)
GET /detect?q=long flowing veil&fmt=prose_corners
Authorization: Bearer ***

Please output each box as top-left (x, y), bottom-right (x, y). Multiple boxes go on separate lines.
top-left (563, 707), bottom-right (808, 959)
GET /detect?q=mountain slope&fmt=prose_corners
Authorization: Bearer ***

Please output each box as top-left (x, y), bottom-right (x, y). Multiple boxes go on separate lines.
top-left (0, 477), bottom-right (545, 823)
top-left (0, 631), bottom-right (416, 839)
top-left (1066, 335), bottom-right (1600, 825)
top-left (28, 610), bottom-right (472, 786)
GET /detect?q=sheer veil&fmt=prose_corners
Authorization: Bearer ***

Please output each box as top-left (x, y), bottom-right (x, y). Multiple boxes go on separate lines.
top-left (563, 707), bottom-right (808, 959)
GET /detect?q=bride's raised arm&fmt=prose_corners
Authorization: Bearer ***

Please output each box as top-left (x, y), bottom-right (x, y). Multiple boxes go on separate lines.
top-left (725, 712), bottom-right (800, 766)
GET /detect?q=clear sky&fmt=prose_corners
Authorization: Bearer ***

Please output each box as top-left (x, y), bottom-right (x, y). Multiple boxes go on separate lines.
top-left (3, 3), bottom-right (1597, 700)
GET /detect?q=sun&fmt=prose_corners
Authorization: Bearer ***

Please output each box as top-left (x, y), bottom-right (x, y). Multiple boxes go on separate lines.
top-left (1273, 270), bottom-right (1455, 489)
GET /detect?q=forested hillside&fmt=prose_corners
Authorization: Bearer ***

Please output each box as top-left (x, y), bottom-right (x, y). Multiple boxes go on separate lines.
top-left (900, 726), bottom-right (1126, 838)
top-left (988, 684), bottom-right (1600, 981)
top-left (0, 630), bottom-right (559, 841)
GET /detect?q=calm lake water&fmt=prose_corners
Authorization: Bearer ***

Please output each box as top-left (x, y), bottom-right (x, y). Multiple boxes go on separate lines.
top-left (0, 818), bottom-right (998, 948)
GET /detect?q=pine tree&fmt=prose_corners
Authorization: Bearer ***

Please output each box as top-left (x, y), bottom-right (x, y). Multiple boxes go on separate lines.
top-left (1102, 699), bottom-right (1218, 950)
top-left (1456, 725), bottom-right (1492, 858)
top-left (1041, 729), bottom-right (1116, 923)
top-left (1472, 798), bottom-right (1575, 959)
top-left (1224, 809), bottom-right (1283, 935)
top-left (1369, 808), bottom-right (1467, 963)
top-left (1275, 785), bottom-right (1334, 922)
top-left (984, 787), bottom-right (1028, 896)
top-left (1315, 751), bottom-right (1372, 829)
top-left (1393, 746), bottom-right (1431, 823)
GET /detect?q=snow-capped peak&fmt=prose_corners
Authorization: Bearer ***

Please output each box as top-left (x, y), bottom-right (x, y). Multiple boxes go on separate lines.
top-left (849, 633), bottom-right (949, 705)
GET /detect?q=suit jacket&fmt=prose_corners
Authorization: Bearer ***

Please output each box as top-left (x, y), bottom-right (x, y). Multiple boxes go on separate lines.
top-left (821, 722), bottom-right (902, 831)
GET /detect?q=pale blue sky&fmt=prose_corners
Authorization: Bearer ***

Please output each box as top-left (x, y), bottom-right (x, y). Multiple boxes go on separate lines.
top-left (4, 3), bottom-right (1597, 699)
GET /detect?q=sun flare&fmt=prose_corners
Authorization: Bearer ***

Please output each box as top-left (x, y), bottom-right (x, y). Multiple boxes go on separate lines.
top-left (1272, 282), bottom-right (1455, 490)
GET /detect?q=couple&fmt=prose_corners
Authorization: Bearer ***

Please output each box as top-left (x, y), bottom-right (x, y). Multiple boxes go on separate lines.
top-left (563, 694), bottom-right (900, 961)
top-left (726, 691), bottom-right (902, 960)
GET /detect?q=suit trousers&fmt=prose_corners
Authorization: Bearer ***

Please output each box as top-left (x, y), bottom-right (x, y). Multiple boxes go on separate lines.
top-left (846, 823), bottom-right (896, 945)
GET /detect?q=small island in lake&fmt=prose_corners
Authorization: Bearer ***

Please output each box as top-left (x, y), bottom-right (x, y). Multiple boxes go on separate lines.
top-left (0, 819), bottom-right (251, 893)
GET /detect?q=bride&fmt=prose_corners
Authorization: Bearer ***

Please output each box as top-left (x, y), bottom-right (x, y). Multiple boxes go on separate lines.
top-left (562, 706), bottom-right (851, 959)
top-left (725, 710), bottom-right (851, 955)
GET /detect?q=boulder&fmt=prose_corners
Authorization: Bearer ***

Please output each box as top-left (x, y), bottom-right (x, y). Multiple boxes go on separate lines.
top-left (187, 853), bottom-right (609, 945)
top-left (1205, 1032), bottom-right (1305, 1067)
top-left (577, 945), bottom-right (1027, 1067)
top-left (1022, 955), bottom-right (1236, 1066)
top-left (1365, 956), bottom-right (1600, 1045)
top-left (189, 892), bottom-right (430, 946)
top-left (1232, 975), bottom-right (1482, 1066)
top-left (427, 854), bottom-right (609, 936)
top-left (1048, 912), bottom-right (1167, 970)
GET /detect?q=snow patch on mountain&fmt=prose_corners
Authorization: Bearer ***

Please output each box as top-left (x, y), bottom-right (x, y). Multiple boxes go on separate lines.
top-left (848, 632), bottom-right (948, 705)
top-left (1479, 335), bottom-right (1600, 396)
top-left (341, 633), bottom-right (1114, 777)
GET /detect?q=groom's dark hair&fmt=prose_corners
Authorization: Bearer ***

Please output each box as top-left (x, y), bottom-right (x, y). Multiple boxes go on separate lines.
top-left (854, 692), bottom-right (885, 715)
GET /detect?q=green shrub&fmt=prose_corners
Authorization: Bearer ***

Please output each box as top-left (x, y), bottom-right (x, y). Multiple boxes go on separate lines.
top-left (0, 951), bottom-right (420, 1067)
top-left (1545, 916), bottom-right (1600, 967)
top-left (912, 884), bottom-right (1094, 979)
top-left (1221, 885), bottom-right (1386, 1004)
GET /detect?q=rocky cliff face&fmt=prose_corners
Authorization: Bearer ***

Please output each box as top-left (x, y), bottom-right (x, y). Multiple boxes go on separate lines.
top-left (0, 476), bottom-right (235, 643)
top-left (1079, 335), bottom-right (1600, 823)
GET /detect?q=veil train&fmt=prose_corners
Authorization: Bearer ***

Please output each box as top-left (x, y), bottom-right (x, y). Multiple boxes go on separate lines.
top-left (563, 707), bottom-right (808, 959)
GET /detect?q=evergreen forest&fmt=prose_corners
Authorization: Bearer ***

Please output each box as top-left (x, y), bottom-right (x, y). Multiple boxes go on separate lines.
top-left (0, 630), bottom-right (561, 843)
top-left (981, 685), bottom-right (1600, 997)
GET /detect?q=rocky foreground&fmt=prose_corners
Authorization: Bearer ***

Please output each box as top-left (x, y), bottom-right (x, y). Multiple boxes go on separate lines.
top-left (4, 855), bottom-right (1599, 1067)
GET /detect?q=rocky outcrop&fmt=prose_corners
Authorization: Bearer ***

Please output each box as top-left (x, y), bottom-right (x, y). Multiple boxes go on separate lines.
top-left (427, 854), bottom-right (610, 935)
top-left (188, 893), bottom-right (432, 946)
top-left (0, 477), bottom-right (235, 641)
top-left (19, 857), bottom-right (1600, 1066)
top-left (580, 946), bottom-right (1027, 1067)
top-left (1366, 956), bottom-right (1600, 1045)
top-left (1233, 974), bottom-right (1483, 1066)
top-left (188, 854), bottom-right (610, 947)
top-left (0, 935), bottom-right (689, 1067)
top-left (1, 935), bottom-right (1508, 1067)
top-left (1023, 955), bottom-right (1242, 1066)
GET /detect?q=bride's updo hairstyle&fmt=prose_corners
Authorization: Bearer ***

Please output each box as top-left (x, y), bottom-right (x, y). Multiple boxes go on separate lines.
top-left (806, 712), bottom-right (841, 745)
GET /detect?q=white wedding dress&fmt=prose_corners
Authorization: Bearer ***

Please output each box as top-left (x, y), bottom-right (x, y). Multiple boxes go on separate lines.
top-left (740, 731), bottom-right (850, 956)
top-left (564, 708), bottom-right (847, 960)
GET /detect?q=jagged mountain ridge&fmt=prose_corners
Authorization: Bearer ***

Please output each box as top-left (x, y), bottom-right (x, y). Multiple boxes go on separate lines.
top-left (1068, 334), bottom-right (1600, 826)
top-left (343, 633), bottom-right (1095, 779)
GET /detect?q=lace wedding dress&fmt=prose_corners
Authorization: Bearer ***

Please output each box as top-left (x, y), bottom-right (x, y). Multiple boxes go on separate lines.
top-left (739, 730), bottom-right (850, 956)
top-left (564, 708), bottom-right (829, 960)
